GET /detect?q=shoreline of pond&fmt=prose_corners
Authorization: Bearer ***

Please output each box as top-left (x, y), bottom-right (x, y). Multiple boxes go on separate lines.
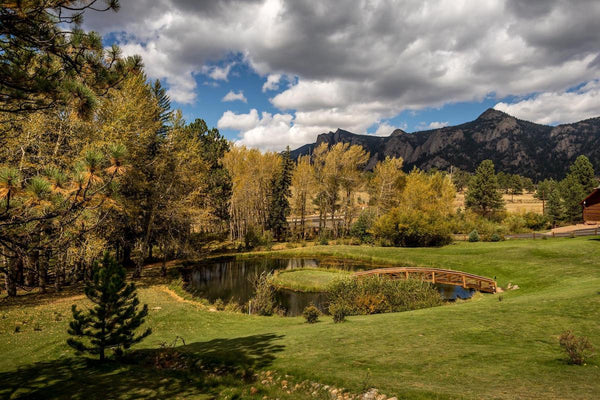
top-left (178, 257), bottom-right (477, 316)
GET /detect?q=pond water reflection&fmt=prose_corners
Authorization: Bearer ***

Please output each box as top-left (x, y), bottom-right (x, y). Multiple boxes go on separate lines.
top-left (182, 258), bottom-right (474, 316)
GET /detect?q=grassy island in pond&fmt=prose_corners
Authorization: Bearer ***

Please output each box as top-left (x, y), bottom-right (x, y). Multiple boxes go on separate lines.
top-left (271, 268), bottom-right (350, 292)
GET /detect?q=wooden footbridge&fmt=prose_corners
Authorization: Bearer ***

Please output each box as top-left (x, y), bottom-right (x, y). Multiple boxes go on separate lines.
top-left (354, 267), bottom-right (497, 293)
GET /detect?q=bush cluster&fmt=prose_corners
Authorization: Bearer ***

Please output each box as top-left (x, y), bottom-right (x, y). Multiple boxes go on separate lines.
top-left (302, 304), bottom-right (320, 323)
top-left (248, 271), bottom-right (276, 316)
top-left (243, 226), bottom-right (273, 250)
top-left (451, 209), bottom-right (549, 239)
top-left (468, 230), bottom-right (480, 242)
top-left (329, 302), bottom-right (350, 323)
top-left (371, 209), bottom-right (452, 247)
top-left (327, 276), bottom-right (443, 316)
top-left (559, 330), bottom-right (595, 365)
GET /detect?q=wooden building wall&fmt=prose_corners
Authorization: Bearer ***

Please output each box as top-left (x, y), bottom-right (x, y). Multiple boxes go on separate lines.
top-left (583, 203), bottom-right (600, 223)
top-left (583, 190), bottom-right (600, 223)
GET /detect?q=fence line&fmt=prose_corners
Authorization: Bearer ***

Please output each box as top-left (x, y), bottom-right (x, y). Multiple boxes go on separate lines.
top-left (454, 227), bottom-right (599, 241)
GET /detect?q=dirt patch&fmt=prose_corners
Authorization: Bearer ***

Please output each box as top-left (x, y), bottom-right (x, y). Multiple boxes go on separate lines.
top-left (551, 224), bottom-right (600, 234)
top-left (155, 285), bottom-right (216, 311)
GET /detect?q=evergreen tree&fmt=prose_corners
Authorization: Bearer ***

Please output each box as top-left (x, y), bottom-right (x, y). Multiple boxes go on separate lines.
top-left (509, 174), bottom-right (523, 201)
top-left (67, 254), bottom-right (151, 361)
top-left (535, 179), bottom-right (554, 214)
top-left (451, 168), bottom-right (471, 193)
top-left (267, 147), bottom-right (293, 240)
top-left (151, 79), bottom-right (172, 136)
top-left (568, 155), bottom-right (597, 194)
top-left (546, 187), bottom-right (564, 227)
top-left (496, 172), bottom-right (510, 194)
top-left (0, 1), bottom-right (141, 116)
top-left (521, 176), bottom-right (535, 193)
top-left (560, 174), bottom-right (586, 223)
top-left (185, 119), bottom-right (232, 226)
top-left (465, 160), bottom-right (505, 218)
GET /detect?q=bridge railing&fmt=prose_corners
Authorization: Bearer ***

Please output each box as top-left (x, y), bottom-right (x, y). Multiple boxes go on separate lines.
top-left (355, 267), bottom-right (497, 293)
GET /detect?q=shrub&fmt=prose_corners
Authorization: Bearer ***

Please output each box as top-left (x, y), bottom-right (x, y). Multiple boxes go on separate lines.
top-left (350, 209), bottom-right (376, 243)
top-left (504, 213), bottom-right (527, 233)
top-left (468, 230), bottom-right (480, 242)
top-left (523, 212), bottom-right (549, 231)
top-left (224, 300), bottom-right (242, 313)
top-left (327, 276), bottom-right (443, 316)
top-left (318, 232), bottom-right (330, 246)
top-left (248, 271), bottom-right (276, 316)
top-left (490, 233), bottom-right (502, 242)
top-left (329, 302), bottom-right (349, 323)
top-left (262, 230), bottom-right (274, 250)
top-left (371, 208), bottom-right (452, 247)
top-left (154, 336), bottom-right (188, 370)
top-left (213, 298), bottom-right (225, 311)
top-left (559, 330), bottom-right (595, 365)
top-left (243, 225), bottom-right (262, 250)
top-left (450, 211), bottom-right (508, 237)
top-left (302, 304), bottom-right (320, 323)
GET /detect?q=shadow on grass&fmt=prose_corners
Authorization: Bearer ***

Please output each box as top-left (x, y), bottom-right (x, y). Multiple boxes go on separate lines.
top-left (0, 333), bottom-right (284, 399)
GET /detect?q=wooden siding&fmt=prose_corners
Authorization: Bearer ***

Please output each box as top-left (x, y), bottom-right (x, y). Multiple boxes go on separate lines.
top-left (583, 203), bottom-right (600, 223)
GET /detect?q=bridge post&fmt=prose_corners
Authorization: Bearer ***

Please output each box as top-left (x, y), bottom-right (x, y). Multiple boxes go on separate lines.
top-left (462, 275), bottom-right (466, 288)
top-left (432, 271), bottom-right (436, 284)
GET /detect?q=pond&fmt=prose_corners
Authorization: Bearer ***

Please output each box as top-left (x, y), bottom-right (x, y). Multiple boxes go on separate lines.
top-left (181, 257), bottom-right (474, 316)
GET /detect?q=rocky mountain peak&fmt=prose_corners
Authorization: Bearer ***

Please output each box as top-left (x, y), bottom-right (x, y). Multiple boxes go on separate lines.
top-left (290, 110), bottom-right (600, 180)
top-left (476, 108), bottom-right (509, 121)
top-left (390, 128), bottom-right (407, 136)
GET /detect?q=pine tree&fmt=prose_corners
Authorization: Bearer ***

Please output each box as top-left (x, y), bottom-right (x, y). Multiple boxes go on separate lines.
top-left (560, 174), bottom-right (586, 223)
top-left (509, 174), bottom-right (523, 201)
top-left (267, 147), bottom-right (293, 240)
top-left (465, 160), bottom-right (505, 218)
top-left (67, 253), bottom-right (151, 361)
top-left (546, 187), bottom-right (564, 227)
top-left (535, 179), bottom-right (554, 214)
top-left (568, 155), bottom-right (597, 195)
top-left (0, 1), bottom-right (141, 116)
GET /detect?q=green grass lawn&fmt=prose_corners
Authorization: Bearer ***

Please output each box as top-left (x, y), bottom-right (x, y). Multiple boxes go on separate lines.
top-left (1, 237), bottom-right (600, 399)
top-left (271, 268), bottom-right (350, 292)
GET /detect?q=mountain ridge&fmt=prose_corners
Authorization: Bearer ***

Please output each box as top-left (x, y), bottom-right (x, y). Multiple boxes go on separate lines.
top-left (290, 109), bottom-right (600, 180)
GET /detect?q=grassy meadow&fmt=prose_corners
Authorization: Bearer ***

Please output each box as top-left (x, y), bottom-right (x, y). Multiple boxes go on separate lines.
top-left (454, 192), bottom-right (544, 213)
top-left (1, 237), bottom-right (600, 399)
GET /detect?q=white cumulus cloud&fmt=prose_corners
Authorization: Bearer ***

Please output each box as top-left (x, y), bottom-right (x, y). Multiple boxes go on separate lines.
top-left (262, 74), bottom-right (282, 92)
top-left (84, 0), bottom-right (600, 147)
top-left (217, 109), bottom-right (260, 131)
top-left (222, 90), bottom-right (247, 102)
top-left (203, 63), bottom-right (235, 81)
top-left (494, 80), bottom-right (600, 125)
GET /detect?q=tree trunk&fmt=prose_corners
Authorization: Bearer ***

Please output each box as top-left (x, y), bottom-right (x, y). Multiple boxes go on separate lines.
top-left (134, 206), bottom-right (157, 279)
top-left (25, 252), bottom-right (38, 287)
top-left (300, 201), bottom-right (306, 240)
top-left (542, 199), bottom-right (545, 214)
top-left (39, 252), bottom-right (49, 293)
top-left (5, 257), bottom-right (19, 297)
top-left (122, 243), bottom-right (133, 267)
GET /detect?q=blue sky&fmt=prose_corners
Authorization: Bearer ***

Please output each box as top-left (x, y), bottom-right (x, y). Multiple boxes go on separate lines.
top-left (88, 0), bottom-right (600, 151)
